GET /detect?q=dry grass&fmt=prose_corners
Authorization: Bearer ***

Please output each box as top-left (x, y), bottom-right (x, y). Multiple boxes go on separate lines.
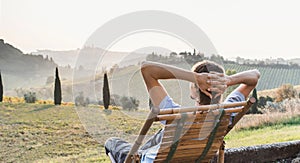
top-left (258, 85), bottom-right (300, 98)
top-left (234, 98), bottom-right (300, 130)
top-left (1, 96), bottom-right (299, 162)
top-left (2, 96), bottom-right (74, 106)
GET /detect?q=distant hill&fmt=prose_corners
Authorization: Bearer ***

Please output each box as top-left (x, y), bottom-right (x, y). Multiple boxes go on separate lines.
top-left (0, 39), bottom-right (72, 90)
top-left (0, 39), bottom-right (57, 75)
top-left (32, 47), bottom-right (147, 70)
top-left (1, 39), bottom-right (299, 105)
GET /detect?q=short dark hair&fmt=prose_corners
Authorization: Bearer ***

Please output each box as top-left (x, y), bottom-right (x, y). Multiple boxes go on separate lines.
top-left (191, 60), bottom-right (224, 105)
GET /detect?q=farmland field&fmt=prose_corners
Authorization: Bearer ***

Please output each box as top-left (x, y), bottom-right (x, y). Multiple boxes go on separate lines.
top-left (224, 64), bottom-right (300, 91)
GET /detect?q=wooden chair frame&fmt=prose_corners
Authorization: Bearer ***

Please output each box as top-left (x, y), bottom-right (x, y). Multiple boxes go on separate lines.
top-left (119, 97), bottom-right (255, 163)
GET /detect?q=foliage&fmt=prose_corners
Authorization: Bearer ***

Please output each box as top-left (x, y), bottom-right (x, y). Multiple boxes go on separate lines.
top-left (103, 73), bottom-right (110, 110)
top-left (225, 69), bottom-right (237, 76)
top-left (24, 92), bottom-right (37, 103)
top-left (145, 51), bottom-right (227, 66)
top-left (54, 67), bottom-right (62, 105)
top-left (275, 84), bottom-right (297, 102)
top-left (120, 96), bottom-right (139, 111)
top-left (149, 98), bottom-right (153, 110)
top-left (110, 94), bottom-right (140, 111)
top-left (75, 92), bottom-right (89, 106)
top-left (0, 70), bottom-right (3, 102)
top-left (257, 96), bottom-right (273, 108)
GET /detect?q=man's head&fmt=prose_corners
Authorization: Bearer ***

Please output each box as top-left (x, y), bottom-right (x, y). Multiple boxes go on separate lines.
top-left (190, 60), bottom-right (225, 105)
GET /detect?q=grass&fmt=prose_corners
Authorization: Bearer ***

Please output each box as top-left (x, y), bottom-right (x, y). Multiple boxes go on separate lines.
top-left (0, 102), bottom-right (299, 162)
top-left (225, 116), bottom-right (300, 148)
top-left (0, 103), bottom-right (108, 162)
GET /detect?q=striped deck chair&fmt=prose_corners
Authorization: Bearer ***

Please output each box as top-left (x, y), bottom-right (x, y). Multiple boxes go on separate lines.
top-left (118, 97), bottom-right (255, 163)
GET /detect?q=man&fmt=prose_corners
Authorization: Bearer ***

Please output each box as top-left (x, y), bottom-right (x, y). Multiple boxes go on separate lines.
top-left (105, 60), bottom-right (260, 162)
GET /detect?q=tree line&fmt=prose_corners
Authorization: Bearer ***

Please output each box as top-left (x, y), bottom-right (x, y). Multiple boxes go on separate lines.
top-left (146, 50), bottom-right (300, 69)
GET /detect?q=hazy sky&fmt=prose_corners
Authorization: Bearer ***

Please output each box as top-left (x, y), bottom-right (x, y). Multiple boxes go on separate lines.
top-left (1, 0), bottom-right (299, 59)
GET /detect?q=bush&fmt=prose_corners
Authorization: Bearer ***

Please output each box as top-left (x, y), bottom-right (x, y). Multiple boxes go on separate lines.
top-left (24, 92), bottom-right (37, 103)
top-left (120, 96), bottom-right (139, 111)
top-left (75, 92), bottom-right (89, 106)
top-left (276, 84), bottom-right (297, 102)
top-left (258, 96), bottom-right (273, 108)
top-left (110, 94), bottom-right (120, 106)
top-left (108, 94), bottom-right (139, 111)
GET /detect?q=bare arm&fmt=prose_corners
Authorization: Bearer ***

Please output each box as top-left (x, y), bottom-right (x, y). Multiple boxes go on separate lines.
top-left (226, 69), bottom-right (260, 98)
top-left (141, 61), bottom-right (225, 107)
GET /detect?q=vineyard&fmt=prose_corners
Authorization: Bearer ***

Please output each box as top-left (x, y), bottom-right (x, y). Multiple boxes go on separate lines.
top-left (224, 64), bottom-right (300, 91)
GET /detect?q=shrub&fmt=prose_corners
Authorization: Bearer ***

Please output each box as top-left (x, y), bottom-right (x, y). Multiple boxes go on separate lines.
top-left (258, 96), bottom-right (273, 108)
top-left (24, 92), bottom-right (37, 103)
top-left (276, 84), bottom-right (297, 102)
top-left (110, 94), bottom-right (120, 106)
top-left (106, 94), bottom-right (139, 110)
top-left (120, 96), bottom-right (139, 111)
top-left (75, 92), bottom-right (89, 106)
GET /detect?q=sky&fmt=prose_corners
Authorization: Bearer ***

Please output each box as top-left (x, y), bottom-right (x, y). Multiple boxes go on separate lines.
top-left (1, 0), bottom-right (300, 60)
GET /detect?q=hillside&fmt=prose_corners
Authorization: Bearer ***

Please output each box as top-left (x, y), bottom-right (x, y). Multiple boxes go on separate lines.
top-left (32, 47), bottom-right (147, 70)
top-left (2, 39), bottom-right (299, 105)
top-left (0, 39), bottom-right (73, 90)
top-left (224, 64), bottom-right (300, 91)
top-left (0, 39), bottom-right (57, 76)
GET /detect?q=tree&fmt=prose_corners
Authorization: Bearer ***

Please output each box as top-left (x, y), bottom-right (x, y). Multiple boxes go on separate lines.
top-left (149, 98), bottom-right (153, 110)
top-left (0, 71), bottom-right (3, 102)
top-left (250, 88), bottom-right (259, 114)
top-left (276, 84), bottom-right (297, 102)
top-left (103, 73), bottom-right (110, 109)
top-left (54, 67), bottom-right (62, 105)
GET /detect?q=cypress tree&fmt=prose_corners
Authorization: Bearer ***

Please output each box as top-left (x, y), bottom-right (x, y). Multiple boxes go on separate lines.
top-left (54, 67), bottom-right (62, 105)
top-left (149, 98), bottom-right (153, 110)
top-left (103, 73), bottom-right (110, 109)
top-left (0, 71), bottom-right (3, 102)
top-left (251, 88), bottom-right (258, 114)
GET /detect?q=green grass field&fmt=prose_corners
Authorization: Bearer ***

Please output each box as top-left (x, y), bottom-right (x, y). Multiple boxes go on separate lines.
top-left (0, 103), bottom-right (299, 162)
top-left (225, 116), bottom-right (300, 148)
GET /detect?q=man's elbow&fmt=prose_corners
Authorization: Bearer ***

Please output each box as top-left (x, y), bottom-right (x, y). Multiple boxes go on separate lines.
top-left (141, 61), bottom-right (150, 74)
top-left (253, 69), bottom-right (260, 79)
top-left (141, 61), bottom-right (154, 79)
top-left (252, 69), bottom-right (260, 85)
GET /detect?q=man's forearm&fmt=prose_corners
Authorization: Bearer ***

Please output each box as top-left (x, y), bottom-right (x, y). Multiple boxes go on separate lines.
top-left (227, 69), bottom-right (260, 87)
top-left (141, 61), bottom-right (196, 83)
